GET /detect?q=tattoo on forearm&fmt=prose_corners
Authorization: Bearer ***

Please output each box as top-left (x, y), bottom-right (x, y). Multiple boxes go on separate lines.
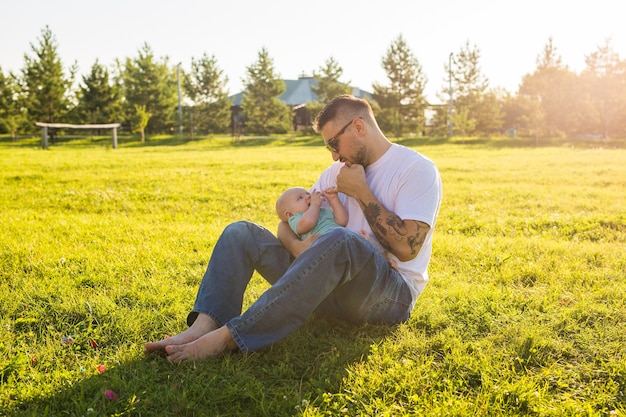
top-left (363, 202), bottom-right (381, 223)
top-left (363, 201), bottom-right (401, 251)
top-left (386, 216), bottom-right (407, 237)
top-left (362, 200), bottom-right (428, 257)
top-left (408, 225), bottom-right (427, 255)
top-left (363, 202), bottom-right (388, 247)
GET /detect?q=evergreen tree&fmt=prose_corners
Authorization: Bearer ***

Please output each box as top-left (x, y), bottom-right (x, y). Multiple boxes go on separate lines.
top-left (77, 60), bottom-right (122, 125)
top-left (20, 26), bottom-right (73, 132)
top-left (372, 35), bottom-right (427, 137)
top-left (312, 57), bottom-right (351, 105)
top-left (241, 47), bottom-right (291, 134)
top-left (185, 53), bottom-right (231, 134)
top-left (473, 92), bottom-right (504, 136)
top-left (519, 38), bottom-right (577, 138)
top-left (0, 68), bottom-right (23, 138)
top-left (579, 38), bottom-right (626, 138)
top-left (448, 40), bottom-right (500, 136)
top-left (307, 57), bottom-right (352, 130)
top-left (119, 43), bottom-right (178, 135)
top-left (500, 92), bottom-right (544, 141)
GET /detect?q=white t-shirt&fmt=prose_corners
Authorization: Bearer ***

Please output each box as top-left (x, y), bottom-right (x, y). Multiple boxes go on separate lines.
top-left (311, 143), bottom-right (442, 304)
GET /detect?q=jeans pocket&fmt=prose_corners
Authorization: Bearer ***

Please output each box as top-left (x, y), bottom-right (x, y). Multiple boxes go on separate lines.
top-left (366, 297), bottom-right (411, 325)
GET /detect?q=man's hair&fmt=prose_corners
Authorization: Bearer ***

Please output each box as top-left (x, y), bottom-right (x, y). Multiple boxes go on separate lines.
top-left (313, 94), bottom-right (373, 133)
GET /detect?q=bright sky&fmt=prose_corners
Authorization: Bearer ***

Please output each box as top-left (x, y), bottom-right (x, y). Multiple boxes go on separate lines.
top-left (2, 0), bottom-right (623, 104)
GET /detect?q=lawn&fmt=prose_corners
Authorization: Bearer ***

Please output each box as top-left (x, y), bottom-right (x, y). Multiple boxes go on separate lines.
top-left (0, 134), bottom-right (625, 416)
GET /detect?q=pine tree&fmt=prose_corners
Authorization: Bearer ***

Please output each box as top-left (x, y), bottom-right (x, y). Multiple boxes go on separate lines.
top-left (579, 38), bottom-right (626, 138)
top-left (20, 26), bottom-right (73, 132)
top-left (77, 60), bottom-right (122, 125)
top-left (519, 38), bottom-right (578, 138)
top-left (119, 43), bottom-right (177, 135)
top-left (241, 48), bottom-right (291, 134)
top-left (185, 53), bottom-right (231, 134)
top-left (313, 57), bottom-right (351, 105)
top-left (372, 35), bottom-right (427, 137)
top-left (0, 68), bottom-right (23, 138)
top-left (448, 40), bottom-right (500, 136)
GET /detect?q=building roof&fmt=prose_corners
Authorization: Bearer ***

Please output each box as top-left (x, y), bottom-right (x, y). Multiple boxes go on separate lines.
top-left (229, 76), bottom-right (372, 107)
top-left (281, 77), bottom-right (318, 105)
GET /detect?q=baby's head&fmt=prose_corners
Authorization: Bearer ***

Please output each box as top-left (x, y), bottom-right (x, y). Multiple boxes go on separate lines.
top-left (276, 187), bottom-right (310, 222)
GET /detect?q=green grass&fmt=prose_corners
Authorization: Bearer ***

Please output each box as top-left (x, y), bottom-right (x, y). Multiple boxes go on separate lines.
top-left (1, 134), bottom-right (625, 416)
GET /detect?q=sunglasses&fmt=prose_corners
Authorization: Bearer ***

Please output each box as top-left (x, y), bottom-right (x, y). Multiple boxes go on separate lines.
top-left (325, 118), bottom-right (360, 153)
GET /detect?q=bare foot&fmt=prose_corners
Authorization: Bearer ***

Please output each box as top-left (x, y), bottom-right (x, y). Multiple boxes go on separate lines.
top-left (165, 326), bottom-right (238, 363)
top-left (144, 314), bottom-right (218, 356)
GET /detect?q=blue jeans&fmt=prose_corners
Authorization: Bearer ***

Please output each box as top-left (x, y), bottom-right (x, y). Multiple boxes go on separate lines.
top-left (188, 221), bottom-right (412, 352)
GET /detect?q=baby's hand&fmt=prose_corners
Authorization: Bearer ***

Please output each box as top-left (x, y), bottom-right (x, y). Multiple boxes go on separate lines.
top-left (387, 258), bottom-right (398, 270)
top-left (322, 187), bottom-right (338, 201)
top-left (310, 190), bottom-right (324, 205)
top-left (383, 251), bottom-right (399, 270)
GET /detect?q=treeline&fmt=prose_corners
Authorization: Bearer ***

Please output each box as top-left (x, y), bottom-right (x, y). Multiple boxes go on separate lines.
top-left (1, 26), bottom-right (625, 140)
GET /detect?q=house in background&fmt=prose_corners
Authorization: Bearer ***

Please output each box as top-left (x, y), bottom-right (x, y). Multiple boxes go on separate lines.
top-left (228, 76), bottom-right (372, 134)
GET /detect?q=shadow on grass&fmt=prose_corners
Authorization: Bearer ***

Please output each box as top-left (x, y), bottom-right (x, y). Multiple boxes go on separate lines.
top-left (8, 320), bottom-right (395, 417)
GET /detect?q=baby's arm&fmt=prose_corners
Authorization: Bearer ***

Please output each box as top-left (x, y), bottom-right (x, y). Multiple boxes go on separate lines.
top-left (323, 188), bottom-right (348, 226)
top-left (296, 190), bottom-right (324, 235)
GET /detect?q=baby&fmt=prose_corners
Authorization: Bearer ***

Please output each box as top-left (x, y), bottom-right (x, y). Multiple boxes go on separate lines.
top-left (276, 186), bottom-right (398, 269)
top-left (275, 186), bottom-right (347, 240)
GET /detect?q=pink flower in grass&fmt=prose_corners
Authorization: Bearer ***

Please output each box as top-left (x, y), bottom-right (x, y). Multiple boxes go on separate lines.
top-left (104, 389), bottom-right (119, 401)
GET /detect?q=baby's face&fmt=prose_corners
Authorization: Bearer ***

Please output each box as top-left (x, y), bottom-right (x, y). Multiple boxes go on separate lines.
top-left (286, 188), bottom-right (311, 215)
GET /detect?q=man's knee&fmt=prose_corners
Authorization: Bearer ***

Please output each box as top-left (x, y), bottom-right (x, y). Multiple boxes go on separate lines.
top-left (223, 220), bottom-right (255, 238)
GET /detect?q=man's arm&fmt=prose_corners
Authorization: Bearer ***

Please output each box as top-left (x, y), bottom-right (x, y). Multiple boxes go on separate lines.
top-left (358, 190), bottom-right (430, 262)
top-left (334, 164), bottom-right (430, 262)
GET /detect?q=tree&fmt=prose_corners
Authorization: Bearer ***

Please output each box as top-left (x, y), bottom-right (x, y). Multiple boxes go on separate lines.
top-left (500, 92), bottom-right (544, 142)
top-left (20, 26), bottom-right (74, 133)
top-left (447, 40), bottom-right (500, 136)
top-left (473, 92), bottom-right (504, 136)
top-left (76, 60), bottom-right (122, 125)
top-left (519, 38), bottom-right (578, 138)
top-left (132, 104), bottom-right (151, 143)
top-left (118, 43), bottom-right (178, 134)
top-left (185, 53), bottom-right (231, 134)
top-left (578, 38), bottom-right (626, 138)
top-left (312, 57), bottom-right (351, 105)
top-left (307, 57), bottom-right (353, 131)
top-left (241, 47), bottom-right (291, 134)
top-left (0, 68), bottom-right (23, 138)
top-left (372, 34), bottom-right (428, 137)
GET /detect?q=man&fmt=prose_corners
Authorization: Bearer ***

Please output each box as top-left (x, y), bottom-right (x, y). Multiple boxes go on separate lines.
top-left (144, 95), bottom-right (442, 362)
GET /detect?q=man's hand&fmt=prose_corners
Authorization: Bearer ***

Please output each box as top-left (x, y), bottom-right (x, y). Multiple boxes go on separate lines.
top-left (335, 164), bottom-right (368, 198)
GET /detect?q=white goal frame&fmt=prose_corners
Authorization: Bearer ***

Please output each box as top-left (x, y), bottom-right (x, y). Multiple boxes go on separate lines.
top-left (35, 122), bottom-right (121, 149)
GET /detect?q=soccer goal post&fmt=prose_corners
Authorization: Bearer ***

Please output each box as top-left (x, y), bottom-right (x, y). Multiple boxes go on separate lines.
top-left (35, 122), bottom-right (122, 149)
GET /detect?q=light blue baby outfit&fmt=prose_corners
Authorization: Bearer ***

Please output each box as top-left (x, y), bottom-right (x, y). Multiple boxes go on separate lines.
top-left (288, 207), bottom-right (340, 240)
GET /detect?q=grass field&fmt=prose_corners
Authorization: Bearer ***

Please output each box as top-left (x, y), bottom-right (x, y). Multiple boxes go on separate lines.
top-left (1, 134), bottom-right (625, 416)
